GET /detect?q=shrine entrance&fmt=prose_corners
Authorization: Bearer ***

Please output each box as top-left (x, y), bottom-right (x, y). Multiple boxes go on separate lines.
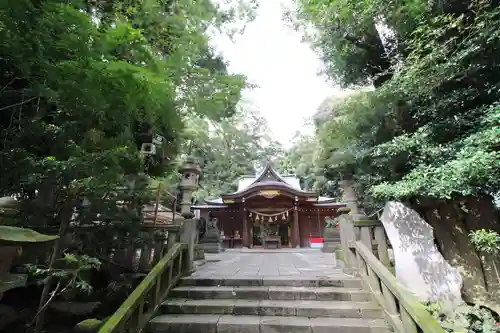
top-left (251, 218), bottom-right (291, 248)
top-left (192, 163), bottom-right (346, 249)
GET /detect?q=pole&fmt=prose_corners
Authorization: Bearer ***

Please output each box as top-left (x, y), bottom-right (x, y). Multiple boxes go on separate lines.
top-left (153, 184), bottom-right (161, 225)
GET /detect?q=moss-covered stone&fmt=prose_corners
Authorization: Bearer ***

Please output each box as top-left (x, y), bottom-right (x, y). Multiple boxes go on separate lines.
top-left (352, 220), bottom-right (382, 227)
top-left (75, 318), bottom-right (105, 332)
top-left (335, 249), bottom-right (344, 262)
top-left (337, 207), bottom-right (351, 214)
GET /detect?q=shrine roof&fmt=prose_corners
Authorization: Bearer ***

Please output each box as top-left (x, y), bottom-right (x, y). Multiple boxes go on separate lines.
top-left (232, 163), bottom-right (305, 193)
top-left (201, 196), bottom-right (339, 206)
top-left (196, 163), bottom-right (343, 206)
top-left (236, 173), bottom-right (301, 192)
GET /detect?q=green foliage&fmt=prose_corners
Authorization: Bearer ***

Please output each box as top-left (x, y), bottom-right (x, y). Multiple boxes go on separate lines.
top-left (295, 0), bottom-right (500, 317)
top-left (26, 253), bottom-right (101, 295)
top-left (298, 1), bottom-right (500, 205)
top-left (0, 0), bottom-right (252, 225)
top-left (469, 229), bottom-right (500, 283)
top-left (0, 0), bottom-right (252, 329)
top-left (470, 229), bottom-right (500, 255)
top-left (0, 226), bottom-right (59, 243)
top-left (424, 302), bottom-right (500, 333)
top-left (158, 108), bottom-right (284, 201)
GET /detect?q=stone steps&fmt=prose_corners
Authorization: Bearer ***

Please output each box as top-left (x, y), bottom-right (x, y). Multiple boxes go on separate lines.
top-left (162, 299), bottom-right (383, 318)
top-left (149, 315), bottom-right (390, 333)
top-left (179, 276), bottom-right (362, 288)
top-left (148, 275), bottom-right (390, 333)
top-left (170, 285), bottom-right (372, 301)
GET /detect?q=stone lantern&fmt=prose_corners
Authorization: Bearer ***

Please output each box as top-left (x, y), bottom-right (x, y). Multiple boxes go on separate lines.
top-left (179, 157), bottom-right (201, 219)
top-left (178, 158), bottom-right (202, 273)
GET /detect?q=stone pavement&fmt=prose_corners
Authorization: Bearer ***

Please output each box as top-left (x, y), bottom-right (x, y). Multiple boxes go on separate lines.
top-left (193, 248), bottom-right (346, 279)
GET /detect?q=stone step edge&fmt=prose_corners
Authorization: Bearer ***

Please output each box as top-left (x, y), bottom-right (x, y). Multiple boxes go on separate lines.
top-left (163, 298), bottom-right (381, 310)
top-left (161, 299), bottom-right (383, 318)
top-left (170, 286), bottom-right (371, 302)
top-left (148, 314), bottom-right (391, 332)
top-left (180, 276), bottom-right (361, 287)
top-left (172, 286), bottom-right (366, 292)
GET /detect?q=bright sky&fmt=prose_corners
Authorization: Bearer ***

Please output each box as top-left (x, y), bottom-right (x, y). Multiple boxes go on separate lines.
top-left (211, 0), bottom-right (344, 147)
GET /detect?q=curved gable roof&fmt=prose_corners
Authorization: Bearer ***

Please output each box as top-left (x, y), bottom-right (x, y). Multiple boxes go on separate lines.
top-left (198, 163), bottom-right (342, 205)
top-left (219, 163), bottom-right (319, 200)
top-left (222, 180), bottom-right (317, 200)
top-left (236, 163), bottom-right (300, 192)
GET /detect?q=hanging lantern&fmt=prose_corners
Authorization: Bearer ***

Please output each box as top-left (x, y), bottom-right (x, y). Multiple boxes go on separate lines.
top-left (140, 143), bottom-right (156, 155)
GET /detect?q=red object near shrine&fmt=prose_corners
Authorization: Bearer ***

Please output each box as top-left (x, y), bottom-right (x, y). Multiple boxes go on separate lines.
top-left (308, 237), bottom-right (323, 249)
top-left (309, 237), bottom-right (324, 243)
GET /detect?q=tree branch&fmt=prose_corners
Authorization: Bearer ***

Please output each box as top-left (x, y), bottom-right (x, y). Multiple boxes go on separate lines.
top-left (0, 96), bottom-right (37, 111)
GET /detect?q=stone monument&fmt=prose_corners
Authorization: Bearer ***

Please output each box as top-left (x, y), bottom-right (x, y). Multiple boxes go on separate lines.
top-left (380, 201), bottom-right (464, 310)
top-left (199, 216), bottom-right (223, 253)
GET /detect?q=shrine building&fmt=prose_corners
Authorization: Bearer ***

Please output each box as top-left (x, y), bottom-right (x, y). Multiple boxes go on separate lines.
top-left (192, 163), bottom-right (345, 249)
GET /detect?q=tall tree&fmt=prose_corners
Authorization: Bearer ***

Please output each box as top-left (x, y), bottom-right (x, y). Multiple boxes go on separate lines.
top-left (159, 108), bottom-right (284, 201)
top-left (0, 0), bottom-right (254, 330)
top-left (293, 0), bottom-right (500, 312)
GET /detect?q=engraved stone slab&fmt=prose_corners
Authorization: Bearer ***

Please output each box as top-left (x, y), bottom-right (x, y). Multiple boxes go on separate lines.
top-left (380, 201), bottom-right (463, 309)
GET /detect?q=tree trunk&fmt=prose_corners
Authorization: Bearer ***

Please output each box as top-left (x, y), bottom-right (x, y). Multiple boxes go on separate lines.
top-left (414, 196), bottom-right (500, 314)
top-left (461, 195), bottom-right (500, 313)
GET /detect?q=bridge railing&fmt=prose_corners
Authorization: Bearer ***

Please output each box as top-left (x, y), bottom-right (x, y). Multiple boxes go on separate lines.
top-left (346, 220), bottom-right (446, 333)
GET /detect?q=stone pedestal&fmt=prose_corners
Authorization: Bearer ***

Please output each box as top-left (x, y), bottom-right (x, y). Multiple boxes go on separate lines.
top-left (200, 242), bottom-right (222, 253)
top-left (322, 227), bottom-right (341, 253)
top-left (199, 218), bottom-right (223, 253)
top-left (180, 217), bottom-right (197, 274)
top-left (338, 179), bottom-right (368, 269)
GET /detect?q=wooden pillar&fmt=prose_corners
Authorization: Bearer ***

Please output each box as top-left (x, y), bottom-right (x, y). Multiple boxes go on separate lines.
top-left (293, 206), bottom-right (300, 248)
top-left (242, 208), bottom-right (249, 248)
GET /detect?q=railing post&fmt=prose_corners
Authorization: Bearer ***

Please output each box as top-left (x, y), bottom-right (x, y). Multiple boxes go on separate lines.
top-left (374, 224), bottom-right (390, 268)
top-left (338, 179), bottom-right (368, 270)
top-left (166, 225), bottom-right (180, 252)
top-left (358, 223), bottom-right (373, 249)
top-left (180, 217), bottom-right (196, 274)
top-left (338, 214), bottom-right (357, 268)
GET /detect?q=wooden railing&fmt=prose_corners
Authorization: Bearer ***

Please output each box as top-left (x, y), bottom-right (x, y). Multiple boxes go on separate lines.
top-left (98, 219), bottom-right (197, 333)
top-left (347, 220), bottom-right (446, 333)
top-left (13, 185), bottom-right (180, 273)
top-left (14, 224), bottom-right (183, 274)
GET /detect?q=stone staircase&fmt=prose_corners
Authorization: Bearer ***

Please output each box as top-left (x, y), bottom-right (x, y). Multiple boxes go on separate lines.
top-left (148, 275), bottom-right (391, 333)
